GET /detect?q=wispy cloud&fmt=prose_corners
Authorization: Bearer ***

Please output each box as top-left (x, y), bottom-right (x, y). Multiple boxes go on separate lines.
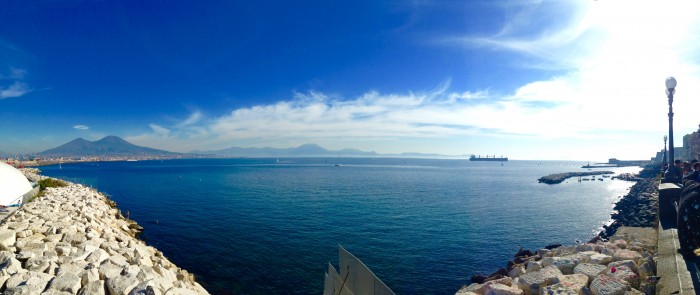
top-left (149, 124), bottom-right (170, 136)
top-left (73, 125), bottom-right (89, 130)
top-left (175, 111), bottom-right (202, 127)
top-left (0, 81), bottom-right (31, 99)
top-left (0, 39), bottom-right (33, 100)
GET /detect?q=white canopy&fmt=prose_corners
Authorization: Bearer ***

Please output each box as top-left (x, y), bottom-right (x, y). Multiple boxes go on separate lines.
top-left (0, 162), bottom-right (32, 206)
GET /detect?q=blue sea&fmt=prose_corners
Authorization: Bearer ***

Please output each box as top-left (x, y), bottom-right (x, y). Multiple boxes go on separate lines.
top-left (40, 158), bottom-right (640, 295)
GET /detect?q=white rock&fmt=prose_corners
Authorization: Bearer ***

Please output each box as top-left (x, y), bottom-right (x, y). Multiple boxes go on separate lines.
top-left (485, 283), bottom-right (524, 295)
top-left (509, 266), bottom-right (526, 278)
top-left (0, 229), bottom-right (17, 247)
top-left (605, 265), bottom-right (639, 288)
top-left (164, 287), bottom-right (198, 295)
top-left (589, 274), bottom-right (630, 295)
top-left (79, 280), bottom-right (106, 295)
top-left (573, 263), bottom-right (607, 284)
top-left (542, 257), bottom-right (577, 275)
top-left (47, 273), bottom-right (82, 294)
top-left (107, 273), bottom-right (140, 295)
top-left (526, 261), bottom-right (542, 272)
top-left (129, 280), bottom-right (164, 295)
top-left (588, 254), bottom-right (612, 265)
top-left (0, 251), bottom-right (23, 275)
top-left (612, 249), bottom-right (642, 264)
top-left (516, 266), bottom-right (563, 295)
top-left (545, 273), bottom-right (587, 294)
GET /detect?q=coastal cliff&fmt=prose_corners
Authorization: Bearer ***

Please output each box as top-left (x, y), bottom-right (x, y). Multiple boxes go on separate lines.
top-left (0, 170), bottom-right (209, 294)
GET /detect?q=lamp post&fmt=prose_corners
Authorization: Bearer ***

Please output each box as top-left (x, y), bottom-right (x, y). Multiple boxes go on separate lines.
top-left (666, 77), bottom-right (677, 165)
top-left (663, 135), bottom-right (668, 167)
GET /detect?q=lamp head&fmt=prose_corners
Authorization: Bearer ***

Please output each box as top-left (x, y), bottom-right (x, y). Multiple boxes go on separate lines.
top-left (666, 77), bottom-right (677, 89)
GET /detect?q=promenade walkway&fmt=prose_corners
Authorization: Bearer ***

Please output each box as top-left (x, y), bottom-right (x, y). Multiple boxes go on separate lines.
top-left (657, 182), bottom-right (698, 294)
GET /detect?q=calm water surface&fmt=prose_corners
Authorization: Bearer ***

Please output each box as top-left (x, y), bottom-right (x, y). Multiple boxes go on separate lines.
top-left (41, 158), bottom-right (640, 294)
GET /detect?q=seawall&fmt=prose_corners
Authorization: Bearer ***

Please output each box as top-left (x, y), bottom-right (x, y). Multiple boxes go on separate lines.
top-left (0, 170), bottom-right (210, 294)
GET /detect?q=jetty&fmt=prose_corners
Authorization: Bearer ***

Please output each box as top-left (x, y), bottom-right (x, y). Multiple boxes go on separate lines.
top-left (1, 169), bottom-right (210, 294)
top-left (538, 171), bottom-right (614, 184)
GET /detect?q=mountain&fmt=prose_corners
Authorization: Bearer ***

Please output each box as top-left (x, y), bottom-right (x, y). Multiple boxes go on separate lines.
top-left (39, 136), bottom-right (178, 157)
top-left (192, 143), bottom-right (378, 157)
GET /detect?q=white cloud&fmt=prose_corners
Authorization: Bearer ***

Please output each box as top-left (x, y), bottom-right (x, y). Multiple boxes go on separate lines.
top-left (73, 125), bottom-right (89, 130)
top-left (175, 111), bottom-right (202, 127)
top-left (0, 81), bottom-right (31, 99)
top-left (127, 1), bottom-right (700, 159)
top-left (149, 124), bottom-right (170, 136)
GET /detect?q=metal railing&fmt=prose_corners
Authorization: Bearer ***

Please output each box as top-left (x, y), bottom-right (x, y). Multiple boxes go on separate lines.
top-left (323, 245), bottom-right (395, 295)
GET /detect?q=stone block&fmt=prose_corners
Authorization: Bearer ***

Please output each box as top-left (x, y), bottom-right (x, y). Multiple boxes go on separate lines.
top-left (48, 273), bottom-right (82, 294)
top-left (485, 283), bottom-right (524, 295)
top-left (129, 280), bottom-right (165, 295)
top-left (605, 265), bottom-right (639, 288)
top-left (612, 249), bottom-right (642, 264)
top-left (16, 229), bottom-right (33, 239)
top-left (107, 273), bottom-right (140, 295)
top-left (509, 266), bottom-right (526, 278)
top-left (79, 280), bottom-right (106, 295)
top-left (79, 267), bottom-right (100, 285)
top-left (607, 260), bottom-right (637, 273)
top-left (589, 274), bottom-right (629, 295)
top-left (573, 263), bottom-right (607, 284)
top-left (0, 251), bottom-right (23, 275)
top-left (462, 277), bottom-right (514, 294)
top-left (99, 262), bottom-right (123, 280)
top-left (588, 254), bottom-right (612, 265)
top-left (516, 266), bottom-right (563, 295)
top-left (0, 229), bottom-right (17, 247)
top-left (546, 273), bottom-right (587, 294)
top-left (25, 256), bottom-right (51, 273)
top-left (526, 261), bottom-right (542, 272)
top-left (164, 287), bottom-right (198, 295)
top-left (542, 257), bottom-right (577, 274)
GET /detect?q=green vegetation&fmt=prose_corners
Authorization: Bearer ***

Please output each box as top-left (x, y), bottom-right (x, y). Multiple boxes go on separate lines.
top-left (38, 178), bottom-right (67, 190)
top-left (29, 178), bottom-right (68, 203)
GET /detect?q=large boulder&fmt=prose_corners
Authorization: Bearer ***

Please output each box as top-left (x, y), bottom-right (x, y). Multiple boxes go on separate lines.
top-left (589, 274), bottom-right (630, 295)
top-left (515, 266), bottom-right (563, 295)
top-left (573, 263), bottom-right (607, 284)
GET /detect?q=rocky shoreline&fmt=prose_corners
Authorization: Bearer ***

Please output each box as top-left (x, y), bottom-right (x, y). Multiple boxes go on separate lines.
top-left (1, 169), bottom-right (210, 294)
top-left (459, 168), bottom-right (660, 295)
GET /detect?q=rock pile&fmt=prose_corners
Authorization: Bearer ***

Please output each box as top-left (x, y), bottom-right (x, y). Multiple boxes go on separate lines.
top-left (0, 180), bottom-right (209, 294)
top-left (455, 230), bottom-right (657, 295)
top-left (598, 178), bottom-right (658, 240)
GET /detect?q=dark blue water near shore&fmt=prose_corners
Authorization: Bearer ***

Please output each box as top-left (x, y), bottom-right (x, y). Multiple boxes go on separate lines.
top-left (41, 158), bottom-right (639, 294)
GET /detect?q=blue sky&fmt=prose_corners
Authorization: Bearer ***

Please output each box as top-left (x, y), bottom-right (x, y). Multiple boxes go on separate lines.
top-left (2, 1), bottom-right (700, 160)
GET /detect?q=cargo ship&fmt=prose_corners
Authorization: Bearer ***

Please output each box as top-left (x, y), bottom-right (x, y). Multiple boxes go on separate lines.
top-left (469, 155), bottom-right (508, 161)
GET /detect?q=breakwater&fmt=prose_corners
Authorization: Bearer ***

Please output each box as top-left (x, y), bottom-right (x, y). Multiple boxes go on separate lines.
top-left (458, 227), bottom-right (657, 295)
top-left (5, 170), bottom-right (209, 294)
top-left (461, 171), bottom-right (660, 294)
top-left (538, 171), bottom-right (614, 184)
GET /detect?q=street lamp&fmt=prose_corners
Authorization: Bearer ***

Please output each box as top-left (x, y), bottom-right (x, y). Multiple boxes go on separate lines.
top-left (666, 76), bottom-right (677, 165)
top-left (663, 135), bottom-right (668, 167)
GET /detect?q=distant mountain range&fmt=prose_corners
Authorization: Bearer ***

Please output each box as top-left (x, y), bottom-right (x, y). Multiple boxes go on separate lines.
top-left (191, 143), bottom-right (379, 157)
top-left (192, 143), bottom-right (459, 158)
top-left (39, 136), bottom-right (179, 157)
top-left (36, 136), bottom-right (460, 159)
